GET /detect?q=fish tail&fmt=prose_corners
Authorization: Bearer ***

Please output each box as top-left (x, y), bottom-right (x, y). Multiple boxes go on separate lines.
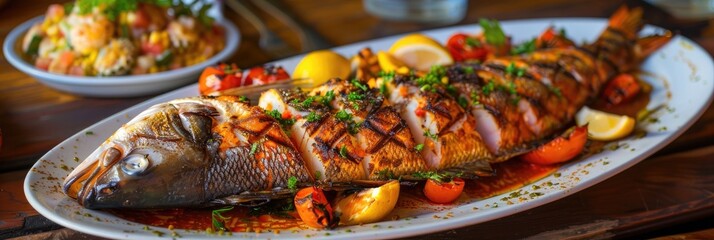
top-left (607, 5), bottom-right (643, 39)
top-left (636, 33), bottom-right (673, 60)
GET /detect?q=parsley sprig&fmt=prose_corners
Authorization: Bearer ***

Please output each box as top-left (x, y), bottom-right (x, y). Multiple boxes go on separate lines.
top-left (479, 19), bottom-right (507, 46)
top-left (211, 206), bottom-right (233, 232)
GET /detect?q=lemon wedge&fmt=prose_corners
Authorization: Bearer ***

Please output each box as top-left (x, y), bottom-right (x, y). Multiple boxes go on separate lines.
top-left (575, 106), bottom-right (636, 141)
top-left (293, 50), bottom-right (351, 86)
top-left (377, 51), bottom-right (407, 73)
top-left (388, 34), bottom-right (453, 72)
top-left (334, 180), bottom-right (400, 225)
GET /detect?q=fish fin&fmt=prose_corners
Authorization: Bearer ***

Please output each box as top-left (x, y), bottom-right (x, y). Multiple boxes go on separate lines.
top-left (608, 6), bottom-right (643, 39)
top-left (637, 33), bottom-right (674, 60)
top-left (440, 160), bottom-right (496, 178)
top-left (209, 188), bottom-right (295, 207)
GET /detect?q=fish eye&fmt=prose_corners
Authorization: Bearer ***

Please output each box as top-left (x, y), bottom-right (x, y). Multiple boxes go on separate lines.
top-left (121, 154), bottom-right (151, 176)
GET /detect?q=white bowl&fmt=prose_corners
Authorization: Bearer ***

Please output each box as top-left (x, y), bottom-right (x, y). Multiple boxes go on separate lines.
top-left (2, 16), bottom-right (240, 97)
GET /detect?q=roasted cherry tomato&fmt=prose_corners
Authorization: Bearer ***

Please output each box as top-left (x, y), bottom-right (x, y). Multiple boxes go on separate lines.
top-left (246, 65), bottom-right (290, 85)
top-left (446, 33), bottom-right (490, 62)
top-left (522, 125), bottom-right (588, 165)
top-left (294, 187), bottom-right (338, 229)
top-left (423, 178), bottom-right (465, 204)
top-left (602, 73), bottom-right (641, 105)
top-left (198, 63), bottom-right (244, 95)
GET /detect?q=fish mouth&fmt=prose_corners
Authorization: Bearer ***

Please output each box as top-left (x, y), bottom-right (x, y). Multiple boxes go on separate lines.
top-left (63, 147), bottom-right (122, 208)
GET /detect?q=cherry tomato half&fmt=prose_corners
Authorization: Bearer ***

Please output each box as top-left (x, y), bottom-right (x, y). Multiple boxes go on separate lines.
top-left (602, 73), bottom-right (641, 106)
top-left (294, 187), bottom-right (338, 229)
top-left (521, 125), bottom-right (588, 165)
top-left (198, 63), bottom-right (244, 95)
top-left (423, 178), bottom-right (465, 204)
top-left (446, 33), bottom-right (490, 62)
top-left (246, 65), bottom-right (290, 85)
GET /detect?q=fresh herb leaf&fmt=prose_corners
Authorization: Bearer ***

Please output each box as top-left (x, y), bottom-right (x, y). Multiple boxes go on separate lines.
top-left (511, 38), bottom-right (536, 55)
top-left (335, 110), bottom-right (352, 122)
top-left (321, 90), bottom-right (335, 106)
top-left (339, 145), bottom-right (348, 158)
top-left (482, 81), bottom-right (495, 95)
top-left (458, 96), bottom-right (468, 109)
top-left (238, 96), bottom-right (249, 102)
top-left (85, 131), bottom-right (94, 135)
top-left (287, 176), bottom-right (298, 190)
top-left (423, 129), bottom-right (438, 141)
top-left (415, 144), bottom-right (424, 152)
top-left (211, 206), bottom-right (233, 231)
top-left (264, 109), bottom-right (295, 129)
top-left (470, 91), bottom-right (481, 106)
top-left (347, 92), bottom-right (364, 101)
top-left (348, 121), bottom-right (361, 135)
top-left (306, 111), bottom-right (321, 122)
top-left (352, 79), bottom-right (368, 91)
top-left (505, 62), bottom-right (516, 76)
top-left (516, 67), bottom-right (526, 77)
top-left (465, 37), bottom-right (480, 47)
top-left (548, 85), bottom-right (563, 98)
top-left (249, 142), bottom-right (259, 155)
top-left (479, 19), bottom-right (506, 46)
top-left (462, 66), bottom-right (475, 75)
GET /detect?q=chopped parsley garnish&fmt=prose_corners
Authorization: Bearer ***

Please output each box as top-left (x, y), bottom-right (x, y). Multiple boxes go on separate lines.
top-left (482, 81), bottom-right (495, 95)
top-left (249, 142), bottom-right (260, 156)
top-left (423, 129), bottom-right (438, 141)
top-left (335, 110), bottom-right (360, 134)
top-left (352, 79), bottom-right (369, 91)
top-left (339, 145), bottom-right (348, 158)
top-left (320, 90), bottom-right (335, 106)
top-left (511, 38), bottom-right (536, 55)
top-left (465, 37), bottom-right (480, 47)
top-left (238, 96), bottom-right (249, 102)
top-left (415, 144), bottom-right (424, 152)
top-left (85, 131), bottom-right (94, 135)
top-left (479, 19), bottom-right (506, 46)
top-left (548, 85), bottom-right (563, 98)
top-left (348, 121), bottom-right (362, 135)
top-left (301, 96), bottom-right (315, 108)
top-left (335, 110), bottom-right (352, 121)
top-left (415, 66), bottom-right (447, 88)
top-left (211, 206), bottom-right (233, 232)
top-left (559, 28), bottom-right (567, 37)
top-left (470, 91), bottom-right (481, 105)
top-left (264, 109), bottom-right (296, 129)
top-left (463, 66), bottom-right (475, 75)
top-left (287, 176), bottom-right (298, 190)
top-left (378, 71), bottom-right (395, 95)
top-left (347, 92), bottom-right (364, 101)
top-left (505, 62), bottom-right (516, 76)
top-left (458, 96), bottom-right (469, 108)
top-left (305, 111), bottom-right (321, 122)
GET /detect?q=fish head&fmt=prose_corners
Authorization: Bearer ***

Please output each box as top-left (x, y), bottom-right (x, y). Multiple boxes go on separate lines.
top-left (63, 98), bottom-right (223, 209)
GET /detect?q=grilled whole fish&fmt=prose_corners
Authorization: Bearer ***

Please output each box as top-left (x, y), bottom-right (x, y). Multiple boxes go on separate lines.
top-left (63, 6), bottom-right (672, 209)
top-left (63, 96), bottom-right (311, 208)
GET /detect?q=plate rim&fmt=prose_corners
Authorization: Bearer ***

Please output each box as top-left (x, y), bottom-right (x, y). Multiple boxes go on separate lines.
top-left (23, 17), bottom-right (714, 239)
top-left (2, 15), bottom-right (240, 86)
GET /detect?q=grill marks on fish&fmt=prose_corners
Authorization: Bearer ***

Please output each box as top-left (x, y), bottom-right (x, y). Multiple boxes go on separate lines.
top-left (309, 79), bottom-right (428, 179)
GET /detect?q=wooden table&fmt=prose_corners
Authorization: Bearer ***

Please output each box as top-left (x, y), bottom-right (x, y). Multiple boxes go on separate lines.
top-left (1, 0), bottom-right (713, 239)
